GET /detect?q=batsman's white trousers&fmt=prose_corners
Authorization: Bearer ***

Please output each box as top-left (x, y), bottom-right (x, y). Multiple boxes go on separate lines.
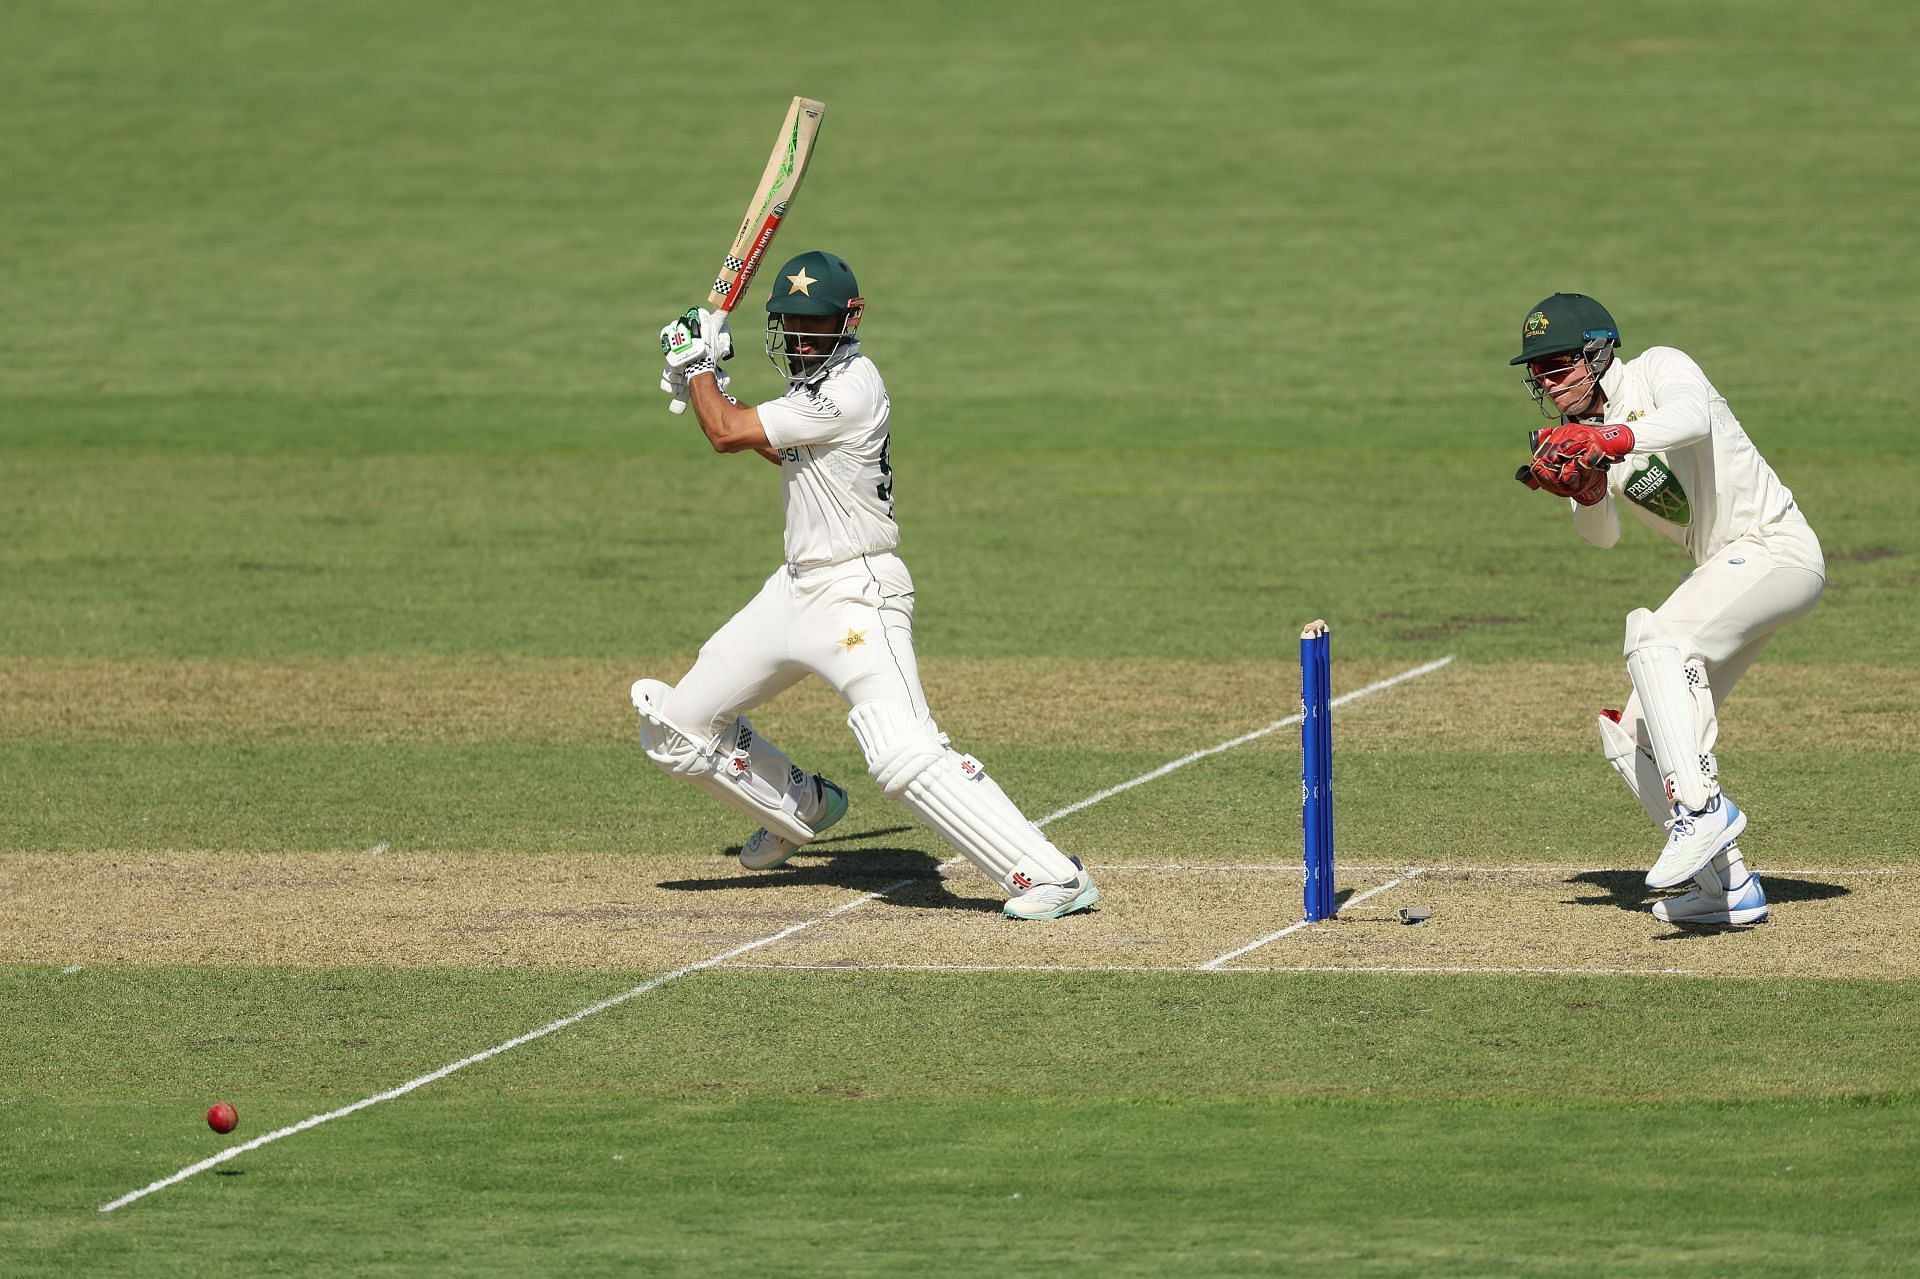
top-left (664, 551), bottom-right (930, 737)
top-left (1618, 533), bottom-right (1825, 752)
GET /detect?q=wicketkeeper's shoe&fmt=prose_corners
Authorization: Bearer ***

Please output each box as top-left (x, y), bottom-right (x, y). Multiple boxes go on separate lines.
top-left (739, 777), bottom-right (848, 871)
top-left (1646, 793), bottom-right (1746, 890)
top-left (1003, 857), bottom-right (1100, 921)
top-left (1652, 873), bottom-right (1769, 926)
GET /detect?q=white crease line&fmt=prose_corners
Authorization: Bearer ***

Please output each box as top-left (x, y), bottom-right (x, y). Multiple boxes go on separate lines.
top-left (1035, 655), bottom-right (1454, 826)
top-left (1198, 871), bottom-right (1425, 971)
top-left (98, 877), bottom-right (912, 1214)
top-left (726, 962), bottom-right (1194, 974)
top-left (101, 650), bottom-right (1455, 1212)
top-left (719, 960), bottom-right (1703, 978)
top-left (1209, 963), bottom-right (1702, 977)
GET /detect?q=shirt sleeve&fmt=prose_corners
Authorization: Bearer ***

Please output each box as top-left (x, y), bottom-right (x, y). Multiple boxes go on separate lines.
top-left (1622, 347), bottom-right (1714, 453)
top-left (757, 368), bottom-right (874, 450)
top-left (1570, 489), bottom-right (1621, 548)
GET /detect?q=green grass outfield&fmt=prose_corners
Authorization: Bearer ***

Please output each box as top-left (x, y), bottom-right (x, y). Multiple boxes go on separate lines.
top-left (4, 0), bottom-right (1918, 1274)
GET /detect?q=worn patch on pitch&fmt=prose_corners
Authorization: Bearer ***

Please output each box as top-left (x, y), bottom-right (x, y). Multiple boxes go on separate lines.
top-left (1223, 866), bottom-right (1920, 981)
top-left (0, 851), bottom-right (905, 971)
top-left (742, 862), bottom-right (1920, 981)
top-left (4, 854), bottom-right (1913, 980)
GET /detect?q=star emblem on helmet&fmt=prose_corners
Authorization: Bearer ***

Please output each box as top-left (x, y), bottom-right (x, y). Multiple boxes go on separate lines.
top-left (787, 267), bottom-right (817, 296)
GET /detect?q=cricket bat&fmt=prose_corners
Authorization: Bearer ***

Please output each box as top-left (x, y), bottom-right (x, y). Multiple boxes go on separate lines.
top-left (668, 96), bottom-right (826, 414)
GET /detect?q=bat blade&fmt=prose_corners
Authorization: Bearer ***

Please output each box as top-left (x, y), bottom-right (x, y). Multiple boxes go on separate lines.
top-left (707, 96), bottom-right (826, 314)
top-left (670, 96), bottom-right (827, 415)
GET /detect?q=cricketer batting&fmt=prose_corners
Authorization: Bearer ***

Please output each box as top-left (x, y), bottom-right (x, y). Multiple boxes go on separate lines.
top-left (635, 251), bottom-right (1100, 920)
top-left (1513, 293), bottom-right (1825, 926)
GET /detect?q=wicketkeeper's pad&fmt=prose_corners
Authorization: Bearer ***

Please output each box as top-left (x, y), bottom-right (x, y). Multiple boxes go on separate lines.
top-left (1622, 610), bottom-right (1721, 812)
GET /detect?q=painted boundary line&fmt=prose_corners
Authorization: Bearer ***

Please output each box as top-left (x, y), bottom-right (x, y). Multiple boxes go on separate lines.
top-left (100, 651), bottom-right (1455, 1212)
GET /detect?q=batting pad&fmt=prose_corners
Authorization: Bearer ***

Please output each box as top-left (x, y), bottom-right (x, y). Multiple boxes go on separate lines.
top-left (1596, 712), bottom-right (1672, 828)
top-left (631, 678), bottom-right (816, 846)
top-left (1622, 610), bottom-right (1719, 812)
top-left (847, 699), bottom-right (1078, 892)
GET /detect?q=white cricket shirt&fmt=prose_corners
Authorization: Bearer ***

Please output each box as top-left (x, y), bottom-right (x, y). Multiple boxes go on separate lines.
top-left (755, 348), bottom-right (901, 568)
top-left (1569, 346), bottom-right (1823, 575)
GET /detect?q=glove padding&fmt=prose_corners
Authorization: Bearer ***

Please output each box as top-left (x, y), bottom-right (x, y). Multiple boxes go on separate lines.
top-left (660, 306), bottom-right (734, 371)
top-left (1517, 422), bottom-right (1634, 506)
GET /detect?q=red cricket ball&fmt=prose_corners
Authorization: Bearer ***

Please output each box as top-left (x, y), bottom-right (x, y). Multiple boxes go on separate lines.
top-left (207, 1102), bottom-right (238, 1134)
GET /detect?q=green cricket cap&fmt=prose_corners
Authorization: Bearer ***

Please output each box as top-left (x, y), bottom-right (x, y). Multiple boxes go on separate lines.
top-left (766, 251), bottom-right (860, 316)
top-left (1510, 293), bottom-right (1619, 365)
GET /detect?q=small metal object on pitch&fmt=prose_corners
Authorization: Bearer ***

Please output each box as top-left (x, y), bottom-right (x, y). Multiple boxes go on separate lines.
top-left (1300, 619), bottom-right (1335, 922)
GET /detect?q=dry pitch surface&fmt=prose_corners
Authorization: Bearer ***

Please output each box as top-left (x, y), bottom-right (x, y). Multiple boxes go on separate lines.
top-left (6, 852), bottom-right (1911, 981)
top-left (6, 654), bottom-right (1913, 983)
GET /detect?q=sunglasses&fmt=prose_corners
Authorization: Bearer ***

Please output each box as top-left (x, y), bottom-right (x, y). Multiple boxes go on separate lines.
top-left (1526, 352), bottom-right (1585, 377)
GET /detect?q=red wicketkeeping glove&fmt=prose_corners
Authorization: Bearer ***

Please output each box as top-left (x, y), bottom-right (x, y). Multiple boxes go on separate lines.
top-left (1517, 422), bottom-right (1634, 504)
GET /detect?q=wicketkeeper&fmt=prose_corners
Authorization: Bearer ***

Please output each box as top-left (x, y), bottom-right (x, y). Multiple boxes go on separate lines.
top-left (632, 251), bottom-right (1100, 920)
top-left (1512, 293), bottom-right (1825, 925)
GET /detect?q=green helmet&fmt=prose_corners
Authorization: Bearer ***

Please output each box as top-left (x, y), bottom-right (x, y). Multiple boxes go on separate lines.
top-left (1512, 293), bottom-right (1620, 419)
top-left (763, 250), bottom-right (865, 386)
top-left (765, 250), bottom-right (861, 316)
top-left (1511, 293), bottom-right (1619, 366)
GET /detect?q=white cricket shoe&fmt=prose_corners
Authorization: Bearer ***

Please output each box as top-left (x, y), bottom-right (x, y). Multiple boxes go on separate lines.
top-left (1003, 857), bottom-right (1100, 921)
top-left (739, 777), bottom-right (848, 871)
top-left (1652, 873), bottom-right (1769, 926)
top-left (1646, 794), bottom-right (1746, 890)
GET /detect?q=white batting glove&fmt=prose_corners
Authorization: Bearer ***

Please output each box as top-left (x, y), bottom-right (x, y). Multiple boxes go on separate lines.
top-left (660, 358), bottom-right (728, 415)
top-left (704, 308), bottom-right (734, 363)
top-left (660, 306), bottom-right (734, 370)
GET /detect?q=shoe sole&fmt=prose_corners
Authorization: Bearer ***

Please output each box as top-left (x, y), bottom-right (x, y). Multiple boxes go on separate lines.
top-left (740, 780), bottom-right (848, 871)
top-left (1003, 882), bottom-right (1100, 921)
top-left (1652, 903), bottom-right (1769, 926)
top-left (739, 831), bottom-right (799, 871)
top-left (1645, 805), bottom-right (1748, 889)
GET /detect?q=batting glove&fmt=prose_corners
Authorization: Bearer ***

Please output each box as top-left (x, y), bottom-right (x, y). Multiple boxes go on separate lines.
top-left (660, 307), bottom-right (734, 370)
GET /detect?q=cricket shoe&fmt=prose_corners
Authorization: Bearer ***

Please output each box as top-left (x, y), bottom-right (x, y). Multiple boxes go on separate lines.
top-left (1645, 793), bottom-right (1746, 890)
top-left (1003, 857), bottom-right (1100, 921)
top-left (1652, 873), bottom-right (1768, 926)
top-left (739, 777), bottom-right (848, 871)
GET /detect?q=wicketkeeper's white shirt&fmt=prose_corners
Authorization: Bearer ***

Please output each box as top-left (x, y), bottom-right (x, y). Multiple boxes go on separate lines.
top-left (756, 348), bottom-right (901, 568)
top-left (1569, 346), bottom-right (1824, 576)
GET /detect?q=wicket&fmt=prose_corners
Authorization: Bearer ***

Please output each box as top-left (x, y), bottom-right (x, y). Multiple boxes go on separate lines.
top-left (1300, 619), bottom-right (1335, 921)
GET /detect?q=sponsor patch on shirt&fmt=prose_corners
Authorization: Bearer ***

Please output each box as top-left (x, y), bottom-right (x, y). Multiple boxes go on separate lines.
top-left (1623, 454), bottom-right (1691, 526)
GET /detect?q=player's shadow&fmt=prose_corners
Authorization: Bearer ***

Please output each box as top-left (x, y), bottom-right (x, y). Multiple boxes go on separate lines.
top-left (656, 825), bottom-right (1002, 912)
top-left (1564, 869), bottom-right (1850, 936)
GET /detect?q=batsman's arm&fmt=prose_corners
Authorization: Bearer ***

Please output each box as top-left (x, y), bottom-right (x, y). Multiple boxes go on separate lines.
top-left (686, 369), bottom-right (772, 455)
